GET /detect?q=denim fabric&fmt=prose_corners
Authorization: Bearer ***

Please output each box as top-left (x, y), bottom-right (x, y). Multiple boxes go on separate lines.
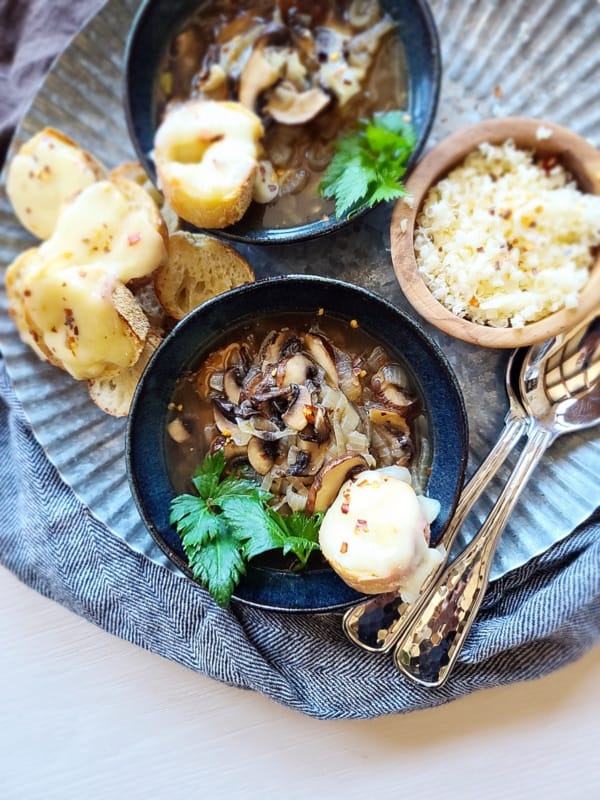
top-left (1, 358), bottom-right (598, 719)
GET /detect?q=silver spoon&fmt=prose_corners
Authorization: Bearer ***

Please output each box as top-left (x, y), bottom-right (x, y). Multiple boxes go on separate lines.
top-left (342, 348), bottom-right (528, 652)
top-left (393, 314), bottom-right (600, 687)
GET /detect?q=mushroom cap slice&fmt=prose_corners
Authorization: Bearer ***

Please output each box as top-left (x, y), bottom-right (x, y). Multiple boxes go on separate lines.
top-left (248, 436), bottom-right (278, 475)
top-left (368, 405), bottom-right (410, 435)
top-left (304, 331), bottom-right (338, 387)
top-left (305, 453), bottom-right (369, 514)
top-left (238, 43), bottom-right (282, 111)
top-left (281, 383), bottom-right (312, 430)
top-left (265, 82), bottom-right (331, 125)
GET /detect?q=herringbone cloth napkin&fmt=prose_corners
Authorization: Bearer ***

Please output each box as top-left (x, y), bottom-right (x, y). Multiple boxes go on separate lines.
top-left (1, 358), bottom-right (599, 719)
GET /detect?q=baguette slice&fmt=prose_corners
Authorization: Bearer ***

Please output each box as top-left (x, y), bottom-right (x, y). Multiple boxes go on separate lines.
top-left (88, 330), bottom-right (162, 416)
top-left (5, 248), bottom-right (60, 365)
top-left (154, 100), bottom-right (263, 229)
top-left (155, 231), bottom-right (255, 320)
top-left (39, 178), bottom-right (169, 285)
top-left (21, 260), bottom-right (150, 381)
top-left (6, 127), bottom-right (105, 239)
top-left (110, 161), bottom-right (180, 234)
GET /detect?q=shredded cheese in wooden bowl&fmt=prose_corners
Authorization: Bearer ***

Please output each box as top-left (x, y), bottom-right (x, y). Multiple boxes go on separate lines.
top-left (391, 117), bottom-right (600, 348)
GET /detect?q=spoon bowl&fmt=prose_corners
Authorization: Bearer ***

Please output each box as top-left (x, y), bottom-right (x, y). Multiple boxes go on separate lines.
top-left (393, 314), bottom-right (600, 686)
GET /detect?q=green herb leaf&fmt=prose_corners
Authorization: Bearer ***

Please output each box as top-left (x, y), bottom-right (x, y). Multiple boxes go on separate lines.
top-left (319, 111), bottom-right (416, 219)
top-left (264, 510), bottom-right (323, 569)
top-left (169, 452), bottom-right (324, 606)
top-left (187, 534), bottom-right (247, 608)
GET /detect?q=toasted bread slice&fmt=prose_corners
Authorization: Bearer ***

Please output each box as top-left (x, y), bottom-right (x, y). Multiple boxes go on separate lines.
top-left (6, 127), bottom-right (105, 240)
top-left (22, 261), bottom-right (150, 381)
top-left (154, 100), bottom-right (263, 229)
top-left (88, 329), bottom-right (162, 416)
top-left (110, 161), bottom-right (180, 234)
top-left (154, 231), bottom-right (255, 320)
top-left (5, 248), bottom-right (60, 364)
top-left (39, 178), bottom-right (169, 284)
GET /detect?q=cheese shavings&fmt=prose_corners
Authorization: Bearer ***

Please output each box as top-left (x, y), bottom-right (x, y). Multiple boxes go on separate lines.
top-left (413, 139), bottom-right (600, 328)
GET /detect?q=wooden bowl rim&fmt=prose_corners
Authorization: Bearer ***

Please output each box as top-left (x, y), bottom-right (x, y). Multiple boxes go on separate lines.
top-left (391, 116), bottom-right (600, 348)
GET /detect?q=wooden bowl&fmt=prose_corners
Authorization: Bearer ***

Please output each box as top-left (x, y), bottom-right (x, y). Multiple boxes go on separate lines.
top-left (391, 117), bottom-right (600, 348)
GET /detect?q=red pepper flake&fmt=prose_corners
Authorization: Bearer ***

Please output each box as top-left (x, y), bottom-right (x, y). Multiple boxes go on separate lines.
top-left (340, 541), bottom-right (348, 554)
top-left (341, 502), bottom-right (350, 514)
top-left (128, 232), bottom-right (142, 246)
top-left (354, 519), bottom-right (369, 535)
top-left (500, 209), bottom-right (512, 219)
top-left (539, 156), bottom-right (558, 174)
top-left (476, 246), bottom-right (484, 253)
top-left (469, 296), bottom-right (480, 308)
top-left (64, 308), bottom-right (78, 336)
top-left (494, 84), bottom-right (503, 98)
top-left (303, 405), bottom-right (317, 424)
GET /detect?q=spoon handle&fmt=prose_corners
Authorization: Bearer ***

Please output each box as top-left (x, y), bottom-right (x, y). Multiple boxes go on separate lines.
top-left (393, 424), bottom-right (555, 687)
top-left (342, 413), bottom-right (527, 653)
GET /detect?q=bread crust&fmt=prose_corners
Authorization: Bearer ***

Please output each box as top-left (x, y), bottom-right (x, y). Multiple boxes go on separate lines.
top-left (154, 100), bottom-right (263, 229)
top-left (154, 231), bottom-right (255, 320)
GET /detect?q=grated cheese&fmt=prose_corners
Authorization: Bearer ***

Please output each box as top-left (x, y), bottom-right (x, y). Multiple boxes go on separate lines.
top-left (413, 139), bottom-right (600, 328)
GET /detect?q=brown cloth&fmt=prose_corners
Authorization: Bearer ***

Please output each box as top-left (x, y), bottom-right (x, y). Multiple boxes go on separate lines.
top-left (0, 0), bottom-right (104, 166)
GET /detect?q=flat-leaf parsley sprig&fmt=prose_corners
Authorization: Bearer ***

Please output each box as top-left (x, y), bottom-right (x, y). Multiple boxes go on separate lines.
top-left (169, 450), bottom-right (322, 606)
top-left (319, 110), bottom-right (416, 218)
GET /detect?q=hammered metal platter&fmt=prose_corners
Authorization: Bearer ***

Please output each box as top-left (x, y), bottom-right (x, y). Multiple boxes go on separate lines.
top-left (0, 0), bottom-right (598, 584)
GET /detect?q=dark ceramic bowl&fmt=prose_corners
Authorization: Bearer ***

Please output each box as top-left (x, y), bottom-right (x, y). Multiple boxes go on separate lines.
top-left (126, 276), bottom-right (468, 612)
top-left (123, 0), bottom-right (441, 244)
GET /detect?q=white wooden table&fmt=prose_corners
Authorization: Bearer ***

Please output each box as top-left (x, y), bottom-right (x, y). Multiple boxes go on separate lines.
top-left (1, 564), bottom-right (598, 800)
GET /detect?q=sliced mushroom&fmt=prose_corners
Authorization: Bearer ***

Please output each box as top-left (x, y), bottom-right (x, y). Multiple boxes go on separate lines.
top-left (287, 433), bottom-right (329, 477)
top-left (265, 81), bottom-right (330, 125)
top-left (212, 399), bottom-right (251, 445)
top-left (209, 435), bottom-right (248, 462)
top-left (239, 42), bottom-right (282, 110)
top-left (281, 384), bottom-right (312, 430)
top-left (298, 404), bottom-right (331, 443)
top-left (334, 346), bottom-right (362, 402)
top-left (305, 453), bottom-right (369, 514)
top-left (248, 436), bottom-right (279, 475)
top-left (259, 328), bottom-right (299, 368)
top-left (276, 353), bottom-right (314, 387)
top-left (371, 366), bottom-right (420, 418)
top-left (304, 331), bottom-right (338, 387)
top-left (195, 342), bottom-right (245, 399)
top-left (368, 405), bottom-right (410, 435)
top-left (223, 367), bottom-right (243, 404)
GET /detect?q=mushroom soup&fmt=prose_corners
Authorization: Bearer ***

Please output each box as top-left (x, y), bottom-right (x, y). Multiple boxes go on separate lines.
top-left (156, 0), bottom-right (408, 227)
top-left (165, 313), bottom-right (431, 514)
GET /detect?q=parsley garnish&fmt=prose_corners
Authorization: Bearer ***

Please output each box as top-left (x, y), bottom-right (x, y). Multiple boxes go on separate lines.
top-left (319, 110), bottom-right (416, 219)
top-left (169, 450), bottom-right (322, 606)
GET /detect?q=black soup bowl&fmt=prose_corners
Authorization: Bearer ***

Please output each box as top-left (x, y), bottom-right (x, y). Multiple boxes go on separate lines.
top-left (123, 0), bottom-right (442, 244)
top-left (126, 276), bottom-right (468, 612)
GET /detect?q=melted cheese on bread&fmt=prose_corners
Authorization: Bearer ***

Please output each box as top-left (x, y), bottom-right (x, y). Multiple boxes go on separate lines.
top-left (21, 259), bottom-right (149, 380)
top-left (154, 100), bottom-right (263, 229)
top-left (6, 128), bottom-right (105, 240)
top-left (40, 179), bottom-right (168, 283)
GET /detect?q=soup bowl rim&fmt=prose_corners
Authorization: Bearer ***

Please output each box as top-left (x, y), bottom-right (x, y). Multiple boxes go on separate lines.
top-left (122, 0), bottom-right (442, 245)
top-left (126, 274), bottom-right (469, 612)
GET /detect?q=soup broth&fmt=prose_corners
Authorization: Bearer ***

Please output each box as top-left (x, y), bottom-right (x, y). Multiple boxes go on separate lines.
top-left (156, 0), bottom-right (408, 228)
top-left (165, 312), bottom-right (430, 510)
